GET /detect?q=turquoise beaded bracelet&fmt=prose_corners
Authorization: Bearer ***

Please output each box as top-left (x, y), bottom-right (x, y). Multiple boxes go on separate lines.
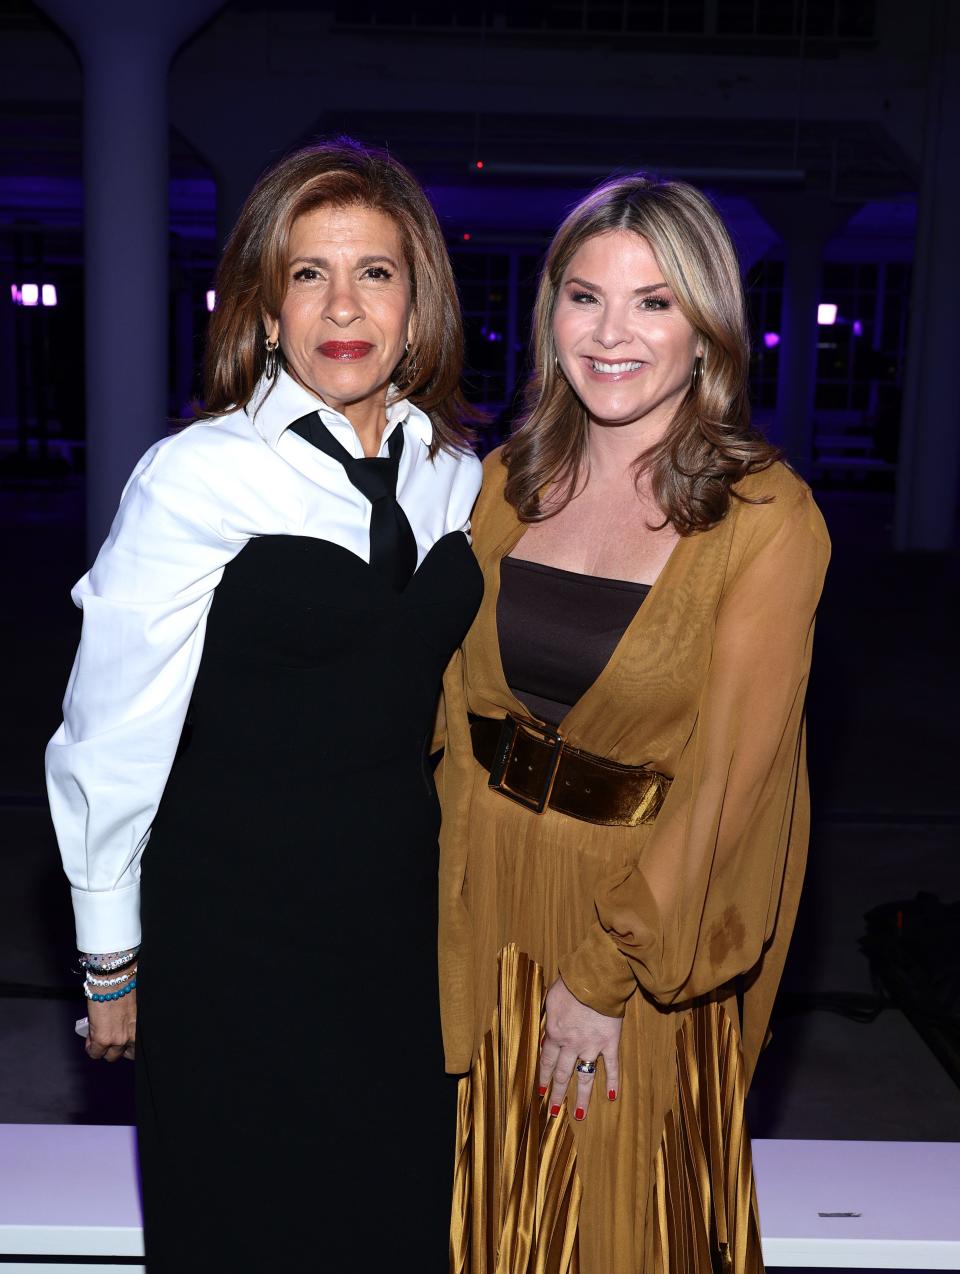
top-left (84, 975), bottom-right (137, 1003)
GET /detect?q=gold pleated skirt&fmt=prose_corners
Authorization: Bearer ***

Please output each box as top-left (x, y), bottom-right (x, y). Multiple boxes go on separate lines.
top-left (450, 780), bottom-right (764, 1274)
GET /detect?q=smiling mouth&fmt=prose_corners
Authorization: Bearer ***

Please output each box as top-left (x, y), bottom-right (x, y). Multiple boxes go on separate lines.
top-left (318, 341), bottom-right (373, 361)
top-left (587, 358), bottom-right (646, 375)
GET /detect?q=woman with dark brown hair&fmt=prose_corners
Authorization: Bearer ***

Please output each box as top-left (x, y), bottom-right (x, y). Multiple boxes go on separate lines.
top-left (46, 139), bottom-right (482, 1270)
top-left (436, 175), bottom-right (830, 1271)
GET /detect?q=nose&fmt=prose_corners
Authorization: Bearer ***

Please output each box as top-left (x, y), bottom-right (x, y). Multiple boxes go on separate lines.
top-left (322, 276), bottom-right (364, 328)
top-left (592, 299), bottom-right (633, 351)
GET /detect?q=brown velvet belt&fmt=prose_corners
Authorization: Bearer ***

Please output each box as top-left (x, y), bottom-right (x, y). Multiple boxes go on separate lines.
top-left (469, 713), bottom-right (671, 827)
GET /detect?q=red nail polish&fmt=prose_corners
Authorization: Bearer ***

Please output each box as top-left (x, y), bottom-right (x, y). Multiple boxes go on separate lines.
top-left (575, 1107), bottom-right (585, 1121)
top-left (608, 1089), bottom-right (617, 1101)
top-left (550, 1104), bottom-right (561, 1117)
top-left (537, 1085), bottom-right (547, 1096)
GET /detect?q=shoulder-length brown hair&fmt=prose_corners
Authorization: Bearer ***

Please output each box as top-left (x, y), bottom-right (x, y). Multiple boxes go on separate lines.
top-left (201, 137), bottom-right (477, 454)
top-left (503, 174), bottom-right (779, 533)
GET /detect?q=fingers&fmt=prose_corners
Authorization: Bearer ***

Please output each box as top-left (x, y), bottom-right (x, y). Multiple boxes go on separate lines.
top-left (86, 1036), bottom-right (132, 1063)
top-left (85, 1036), bottom-right (107, 1061)
top-left (573, 1060), bottom-right (598, 1121)
top-left (537, 1035), bottom-right (579, 1117)
top-left (85, 1000), bottom-right (136, 1063)
top-left (605, 1049), bottom-right (620, 1103)
top-left (537, 1036), bottom-right (560, 1098)
top-left (547, 1046), bottom-right (578, 1118)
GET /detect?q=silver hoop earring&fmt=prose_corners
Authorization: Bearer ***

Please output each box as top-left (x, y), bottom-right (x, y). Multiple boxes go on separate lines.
top-left (400, 341), bottom-right (418, 386)
top-left (691, 355), bottom-right (704, 392)
top-left (264, 336), bottom-right (280, 379)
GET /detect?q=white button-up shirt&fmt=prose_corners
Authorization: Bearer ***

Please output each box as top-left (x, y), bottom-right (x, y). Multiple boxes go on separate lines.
top-left (45, 371), bottom-right (482, 953)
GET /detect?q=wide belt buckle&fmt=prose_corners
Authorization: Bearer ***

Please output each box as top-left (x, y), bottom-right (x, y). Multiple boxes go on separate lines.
top-left (488, 714), bottom-right (564, 814)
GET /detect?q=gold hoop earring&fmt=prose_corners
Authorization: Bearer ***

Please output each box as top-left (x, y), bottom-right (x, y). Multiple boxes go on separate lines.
top-left (265, 336), bottom-right (280, 379)
top-left (691, 355), bottom-right (704, 392)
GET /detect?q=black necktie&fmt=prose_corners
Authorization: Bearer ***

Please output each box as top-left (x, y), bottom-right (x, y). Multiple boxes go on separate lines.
top-left (288, 412), bottom-right (419, 591)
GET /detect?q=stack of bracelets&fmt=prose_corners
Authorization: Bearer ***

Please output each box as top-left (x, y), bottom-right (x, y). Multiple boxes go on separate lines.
top-left (79, 949), bottom-right (139, 1002)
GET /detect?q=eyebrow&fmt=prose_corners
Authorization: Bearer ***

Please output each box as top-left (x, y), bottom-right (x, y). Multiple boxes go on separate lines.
top-left (289, 254), bottom-right (401, 270)
top-left (566, 276), bottom-right (670, 295)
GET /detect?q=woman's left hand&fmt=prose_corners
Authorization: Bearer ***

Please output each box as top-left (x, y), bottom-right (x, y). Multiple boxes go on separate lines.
top-left (539, 976), bottom-right (622, 1121)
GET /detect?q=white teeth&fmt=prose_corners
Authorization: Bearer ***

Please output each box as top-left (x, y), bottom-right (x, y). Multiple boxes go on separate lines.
top-left (591, 360), bottom-right (644, 374)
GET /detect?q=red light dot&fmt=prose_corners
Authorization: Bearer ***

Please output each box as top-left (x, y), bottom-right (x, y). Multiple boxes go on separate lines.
top-left (475, 160), bottom-right (484, 169)
top-left (462, 232), bottom-right (471, 241)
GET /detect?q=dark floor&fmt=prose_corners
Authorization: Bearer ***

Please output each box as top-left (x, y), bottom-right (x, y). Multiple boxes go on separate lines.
top-left (1, 479), bottom-right (958, 1139)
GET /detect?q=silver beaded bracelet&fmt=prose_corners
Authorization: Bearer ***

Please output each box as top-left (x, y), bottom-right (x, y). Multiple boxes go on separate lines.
top-left (79, 949), bottom-right (140, 975)
top-left (84, 969), bottom-right (135, 989)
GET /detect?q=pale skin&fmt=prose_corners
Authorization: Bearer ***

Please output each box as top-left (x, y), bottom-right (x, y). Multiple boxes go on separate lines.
top-left (85, 203), bottom-right (415, 1062)
top-left (518, 230), bottom-right (704, 1120)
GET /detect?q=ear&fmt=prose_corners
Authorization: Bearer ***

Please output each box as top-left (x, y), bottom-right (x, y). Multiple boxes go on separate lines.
top-left (695, 335), bottom-right (705, 359)
top-left (406, 308), bottom-right (416, 348)
top-left (262, 313), bottom-right (280, 345)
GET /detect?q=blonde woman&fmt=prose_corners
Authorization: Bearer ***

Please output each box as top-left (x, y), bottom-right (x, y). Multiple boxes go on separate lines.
top-left (436, 176), bottom-right (830, 1272)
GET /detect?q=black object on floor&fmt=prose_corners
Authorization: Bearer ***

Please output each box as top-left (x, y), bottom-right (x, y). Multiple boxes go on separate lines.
top-left (860, 892), bottom-right (960, 1089)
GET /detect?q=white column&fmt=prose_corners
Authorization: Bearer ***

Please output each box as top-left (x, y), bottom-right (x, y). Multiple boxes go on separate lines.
top-left (754, 194), bottom-right (855, 477)
top-left (36, 0), bottom-right (223, 556)
top-left (773, 232), bottom-right (823, 476)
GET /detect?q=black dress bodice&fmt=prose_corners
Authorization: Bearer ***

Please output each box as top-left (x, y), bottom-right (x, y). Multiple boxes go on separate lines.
top-left (181, 531), bottom-right (482, 780)
top-left (148, 526), bottom-right (483, 944)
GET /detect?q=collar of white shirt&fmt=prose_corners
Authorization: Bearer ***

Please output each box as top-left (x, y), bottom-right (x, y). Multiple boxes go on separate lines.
top-left (245, 370), bottom-right (433, 460)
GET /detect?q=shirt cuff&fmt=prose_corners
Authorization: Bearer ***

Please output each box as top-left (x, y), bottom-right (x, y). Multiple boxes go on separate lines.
top-left (72, 882), bottom-right (141, 953)
top-left (558, 921), bottom-right (637, 1017)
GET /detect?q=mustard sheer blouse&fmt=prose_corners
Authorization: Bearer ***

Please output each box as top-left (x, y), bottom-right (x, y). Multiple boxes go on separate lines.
top-left (437, 451), bottom-right (830, 1083)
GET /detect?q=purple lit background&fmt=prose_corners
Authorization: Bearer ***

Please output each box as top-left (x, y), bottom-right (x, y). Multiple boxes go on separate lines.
top-left (0, 7), bottom-right (958, 1259)
top-left (1, 166), bottom-right (941, 545)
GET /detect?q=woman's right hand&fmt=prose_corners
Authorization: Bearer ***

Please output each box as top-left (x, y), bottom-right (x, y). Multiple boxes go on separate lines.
top-left (86, 991), bottom-right (137, 1062)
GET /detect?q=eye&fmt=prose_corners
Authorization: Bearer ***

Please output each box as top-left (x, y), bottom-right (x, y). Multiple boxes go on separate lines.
top-left (291, 266), bottom-right (321, 283)
top-left (362, 265), bottom-right (394, 281)
top-left (639, 294), bottom-right (670, 311)
top-left (569, 289), bottom-right (598, 305)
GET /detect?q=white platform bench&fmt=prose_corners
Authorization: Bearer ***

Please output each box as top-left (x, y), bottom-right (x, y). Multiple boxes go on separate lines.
top-left (1, 1126), bottom-right (958, 1270)
top-left (754, 1139), bottom-right (960, 1269)
top-left (0, 1124), bottom-right (143, 1273)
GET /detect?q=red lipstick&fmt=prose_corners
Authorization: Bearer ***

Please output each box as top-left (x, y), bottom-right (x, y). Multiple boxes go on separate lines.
top-left (319, 341), bottom-right (373, 361)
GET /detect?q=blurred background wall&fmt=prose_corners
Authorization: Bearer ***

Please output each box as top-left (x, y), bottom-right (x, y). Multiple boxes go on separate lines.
top-left (3, 0), bottom-right (959, 549)
top-left (0, 0), bottom-right (957, 1142)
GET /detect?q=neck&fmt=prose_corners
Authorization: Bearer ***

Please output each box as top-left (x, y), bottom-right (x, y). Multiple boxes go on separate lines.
top-left (340, 397), bottom-right (389, 458)
top-left (585, 396), bottom-right (680, 485)
top-left (288, 369), bottom-right (389, 457)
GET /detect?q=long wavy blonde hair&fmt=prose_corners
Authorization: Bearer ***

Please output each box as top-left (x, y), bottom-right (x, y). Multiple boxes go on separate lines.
top-left (502, 175), bottom-right (778, 533)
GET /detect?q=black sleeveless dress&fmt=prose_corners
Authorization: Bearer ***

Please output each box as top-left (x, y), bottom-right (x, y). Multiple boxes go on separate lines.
top-left (135, 531), bottom-right (483, 1271)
